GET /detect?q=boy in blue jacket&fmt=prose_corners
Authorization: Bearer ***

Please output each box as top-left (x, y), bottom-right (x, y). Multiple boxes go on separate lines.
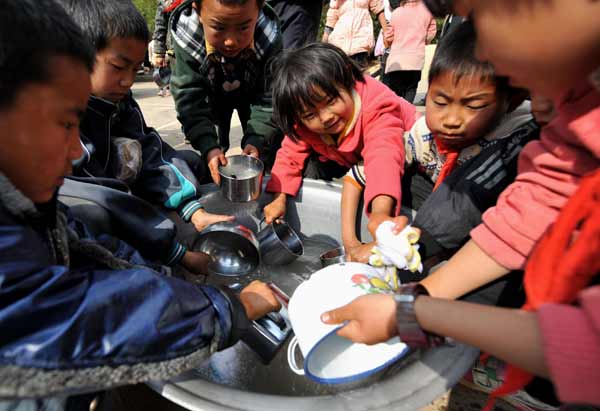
top-left (58, 0), bottom-right (233, 273)
top-left (0, 1), bottom-right (279, 409)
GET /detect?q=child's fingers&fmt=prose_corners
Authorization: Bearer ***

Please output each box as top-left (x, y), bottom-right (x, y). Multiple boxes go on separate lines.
top-left (335, 321), bottom-right (362, 342)
top-left (320, 304), bottom-right (352, 325)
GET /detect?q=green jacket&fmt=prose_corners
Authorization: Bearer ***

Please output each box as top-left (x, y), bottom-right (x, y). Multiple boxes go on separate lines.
top-left (170, 1), bottom-right (282, 156)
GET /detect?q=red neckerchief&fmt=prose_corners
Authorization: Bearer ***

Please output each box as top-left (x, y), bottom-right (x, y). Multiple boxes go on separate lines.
top-left (484, 168), bottom-right (600, 410)
top-left (433, 136), bottom-right (463, 191)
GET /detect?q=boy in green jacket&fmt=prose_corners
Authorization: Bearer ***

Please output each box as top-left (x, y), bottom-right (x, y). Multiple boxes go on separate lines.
top-left (170, 0), bottom-right (283, 184)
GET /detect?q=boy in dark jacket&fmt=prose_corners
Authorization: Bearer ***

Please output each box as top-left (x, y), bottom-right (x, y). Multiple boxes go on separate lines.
top-left (59, 0), bottom-right (233, 273)
top-left (170, 0), bottom-right (283, 184)
top-left (0, 1), bottom-right (279, 409)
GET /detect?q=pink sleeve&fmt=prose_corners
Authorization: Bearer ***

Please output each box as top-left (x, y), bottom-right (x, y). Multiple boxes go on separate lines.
top-left (471, 87), bottom-right (600, 270)
top-left (265, 136), bottom-right (313, 196)
top-left (325, 1), bottom-right (340, 28)
top-left (538, 286), bottom-right (600, 405)
top-left (362, 95), bottom-right (417, 215)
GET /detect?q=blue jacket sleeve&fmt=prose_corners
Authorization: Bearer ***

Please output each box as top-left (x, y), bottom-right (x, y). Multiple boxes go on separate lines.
top-left (0, 212), bottom-right (235, 398)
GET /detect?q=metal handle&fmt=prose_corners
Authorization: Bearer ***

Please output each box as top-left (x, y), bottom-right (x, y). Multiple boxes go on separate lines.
top-left (286, 336), bottom-right (305, 375)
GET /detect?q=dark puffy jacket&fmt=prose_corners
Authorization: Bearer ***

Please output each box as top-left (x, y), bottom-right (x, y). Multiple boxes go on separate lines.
top-left (75, 94), bottom-right (204, 223)
top-left (414, 120), bottom-right (540, 256)
top-left (0, 173), bottom-right (245, 398)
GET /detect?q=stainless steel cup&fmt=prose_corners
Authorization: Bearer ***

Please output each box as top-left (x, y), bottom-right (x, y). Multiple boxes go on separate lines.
top-left (257, 220), bottom-right (304, 266)
top-left (219, 155), bottom-right (264, 202)
top-left (319, 247), bottom-right (346, 267)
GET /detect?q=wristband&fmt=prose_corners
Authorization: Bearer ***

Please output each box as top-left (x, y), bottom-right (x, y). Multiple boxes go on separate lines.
top-left (394, 283), bottom-right (445, 348)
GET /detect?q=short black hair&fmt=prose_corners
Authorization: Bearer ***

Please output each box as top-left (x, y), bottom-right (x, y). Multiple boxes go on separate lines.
top-left (56, 0), bottom-right (150, 52)
top-left (271, 43), bottom-right (364, 141)
top-left (429, 20), bottom-right (512, 99)
top-left (194, 0), bottom-right (266, 10)
top-left (0, 0), bottom-right (94, 110)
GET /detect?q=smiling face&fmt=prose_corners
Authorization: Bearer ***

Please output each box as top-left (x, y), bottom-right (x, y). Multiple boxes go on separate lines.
top-left (0, 56), bottom-right (91, 203)
top-left (425, 71), bottom-right (505, 147)
top-left (90, 37), bottom-right (147, 102)
top-left (299, 86), bottom-right (355, 137)
top-left (450, 0), bottom-right (600, 100)
top-left (198, 0), bottom-right (259, 58)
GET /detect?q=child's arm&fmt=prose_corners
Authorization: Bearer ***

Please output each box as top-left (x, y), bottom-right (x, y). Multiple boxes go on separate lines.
top-left (321, 292), bottom-right (549, 378)
top-left (421, 239), bottom-right (510, 299)
top-left (426, 16), bottom-right (437, 44)
top-left (264, 192), bottom-right (287, 224)
top-left (341, 178), bottom-right (363, 250)
top-left (341, 178), bottom-right (377, 262)
top-left (322, 1), bottom-right (339, 42)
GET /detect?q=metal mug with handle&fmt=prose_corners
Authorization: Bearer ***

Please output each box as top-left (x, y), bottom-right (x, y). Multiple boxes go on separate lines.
top-left (256, 219), bottom-right (304, 266)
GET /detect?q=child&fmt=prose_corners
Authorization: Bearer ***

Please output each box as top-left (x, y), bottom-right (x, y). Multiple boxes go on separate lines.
top-left (169, 0), bottom-right (283, 184)
top-left (58, 0), bottom-right (233, 273)
top-left (0, 1), bottom-right (280, 409)
top-left (323, 0), bottom-right (600, 407)
top-left (323, 0), bottom-right (389, 69)
top-left (342, 21), bottom-right (536, 264)
top-left (383, 0), bottom-right (437, 103)
top-left (263, 43), bottom-right (417, 234)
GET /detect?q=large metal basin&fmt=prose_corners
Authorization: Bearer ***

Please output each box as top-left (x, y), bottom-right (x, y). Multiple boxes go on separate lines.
top-left (148, 178), bottom-right (478, 410)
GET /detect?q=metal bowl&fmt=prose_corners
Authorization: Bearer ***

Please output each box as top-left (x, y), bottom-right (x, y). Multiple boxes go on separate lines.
top-left (219, 155), bottom-right (264, 202)
top-left (192, 222), bottom-right (260, 276)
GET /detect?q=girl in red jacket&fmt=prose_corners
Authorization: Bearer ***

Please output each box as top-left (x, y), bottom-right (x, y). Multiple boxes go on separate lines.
top-left (263, 43), bottom-right (417, 236)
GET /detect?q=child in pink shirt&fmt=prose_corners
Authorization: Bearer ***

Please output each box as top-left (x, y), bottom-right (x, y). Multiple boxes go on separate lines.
top-left (263, 43), bottom-right (417, 231)
top-left (383, 0), bottom-right (436, 103)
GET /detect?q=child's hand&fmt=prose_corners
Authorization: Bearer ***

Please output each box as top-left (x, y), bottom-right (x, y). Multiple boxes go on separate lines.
top-left (391, 215), bottom-right (410, 234)
top-left (153, 54), bottom-right (167, 67)
top-left (367, 212), bottom-right (395, 238)
top-left (383, 27), bottom-right (394, 48)
top-left (207, 148), bottom-right (227, 185)
top-left (190, 208), bottom-right (234, 232)
top-left (264, 193), bottom-right (286, 224)
top-left (181, 250), bottom-right (210, 275)
top-left (346, 241), bottom-right (376, 263)
top-left (242, 144), bottom-right (259, 158)
top-left (239, 280), bottom-right (282, 321)
top-left (321, 294), bottom-right (397, 345)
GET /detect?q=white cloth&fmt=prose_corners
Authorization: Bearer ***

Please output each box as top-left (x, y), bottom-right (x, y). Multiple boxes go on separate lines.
top-left (369, 221), bottom-right (423, 273)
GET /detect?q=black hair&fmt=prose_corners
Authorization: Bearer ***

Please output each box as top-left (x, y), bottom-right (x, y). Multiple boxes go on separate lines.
top-left (0, 0), bottom-right (94, 110)
top-left (428, 20), bottom-right (512, 100)
top-left (193, 0), bottom-right (266, 10)
top-left (55, 0), bottom-right (150, 52)
top-left (422, 0), bottom-right (453, 17)
top-left (271, 43), bottom-right (364, 141)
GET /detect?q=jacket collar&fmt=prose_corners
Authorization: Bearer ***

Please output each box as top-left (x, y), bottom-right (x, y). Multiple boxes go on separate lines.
top-left (86, 92), bottom-right (134, 118)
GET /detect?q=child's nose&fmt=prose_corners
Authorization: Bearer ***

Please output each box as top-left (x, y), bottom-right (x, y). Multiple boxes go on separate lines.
top-left (442, 109), bottom-right (463, 129)
top-left (120, 72), bottom-right (136, 88)
top-left (223, 35), bottom-right (237, 48)
top-left (319, 109), bottom-right (334, 125)
top-left (67, 132), bottom-right (83, 161)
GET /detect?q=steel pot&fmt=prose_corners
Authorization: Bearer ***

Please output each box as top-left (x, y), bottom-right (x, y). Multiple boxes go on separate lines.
top-left (257, 219), bottom-right (304, 266)
top-left (192, 221), bottom-right (260, 276)
top-left (219, 155), bottom-right (264, 202)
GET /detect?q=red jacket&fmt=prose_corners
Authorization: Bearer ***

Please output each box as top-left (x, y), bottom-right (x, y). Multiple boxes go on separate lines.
top-left (266, 75), bottom-right (417, 214)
